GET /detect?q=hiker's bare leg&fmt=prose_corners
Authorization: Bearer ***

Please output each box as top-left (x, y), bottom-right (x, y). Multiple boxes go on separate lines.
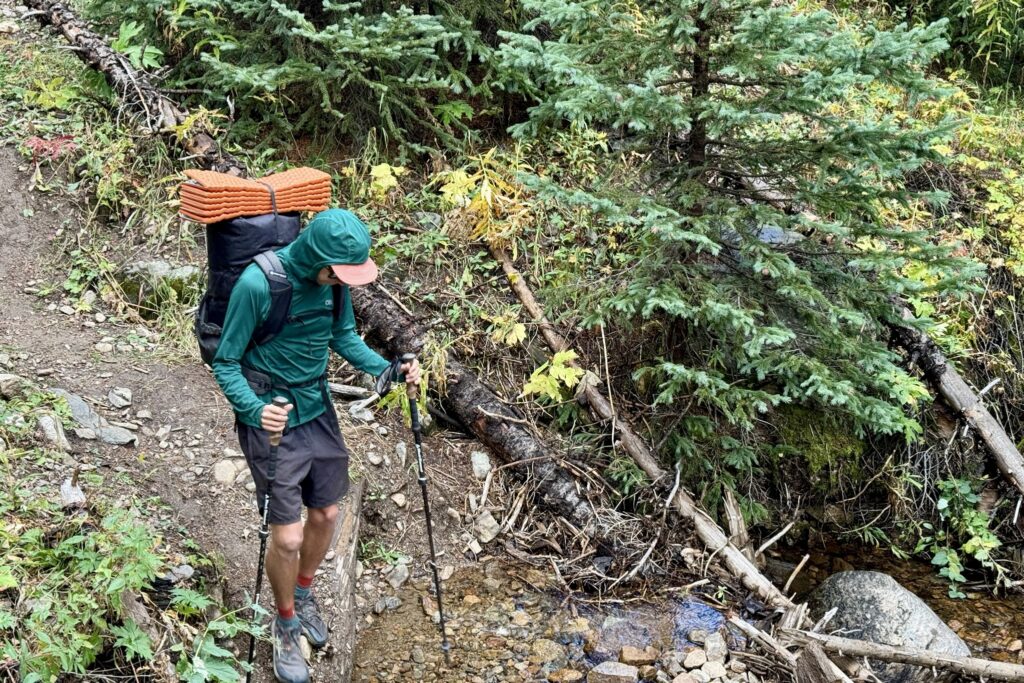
top-left (298, 504), bottom-right (338, 579)
top-left (268, 522), bottom-right (304, 612)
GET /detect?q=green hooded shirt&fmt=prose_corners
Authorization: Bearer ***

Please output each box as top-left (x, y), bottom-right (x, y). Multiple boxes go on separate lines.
top-left (212, 209), bottom-right (390, 428)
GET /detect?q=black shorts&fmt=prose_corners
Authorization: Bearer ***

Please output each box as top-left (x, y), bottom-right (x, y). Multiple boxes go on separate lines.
top-left (236, 403), bottom-right (350, 525)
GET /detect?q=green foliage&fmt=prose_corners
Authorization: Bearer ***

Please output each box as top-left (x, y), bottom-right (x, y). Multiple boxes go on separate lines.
top-left (85, 0), bottom-right (502, 150)
top-left (494, 0), bottom-right (980, 497)
top-left (914, 477), bottom-right (1003, 597)
top-left (171, 587), bottom-right (215, 617)
top-left (521, 350), bottom-right (583, 402)
top-left (173, 611), bottom-right (262, 683)
top-left (110, 20), bottom-right (164, 69)
top-left (902, 0), bottom-right (1024, 87)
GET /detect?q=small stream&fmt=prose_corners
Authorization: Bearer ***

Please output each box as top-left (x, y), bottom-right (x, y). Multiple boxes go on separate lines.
top-left (352, 550), bottom-right (1023, 681)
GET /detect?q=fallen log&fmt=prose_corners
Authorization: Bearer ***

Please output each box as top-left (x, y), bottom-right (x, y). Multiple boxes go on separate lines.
top-left (350, 285), bottom-right (608, 541)
top-left (782, 629), bottom-right (1024, 683)
top-left (332, 479), bottom-right (365, 682)
top-left (25, 0), bottom-right (245, 176)
top-left (493, 247), bottom-right (795, 609)
top-left (889, 305), bottom-right (1024, 498)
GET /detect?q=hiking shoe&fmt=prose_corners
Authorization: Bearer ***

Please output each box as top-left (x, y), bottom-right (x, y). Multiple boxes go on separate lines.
top-left (295, 591), bottom-right (329, 648)
top-left (271, 617), bottom-right (309, 683)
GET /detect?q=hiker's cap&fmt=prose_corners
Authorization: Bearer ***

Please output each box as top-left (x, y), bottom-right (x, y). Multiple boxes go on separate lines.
top-left (330, 258), bottom-right (378, 286)
top-left (300, 208), bottom-right (379, 285)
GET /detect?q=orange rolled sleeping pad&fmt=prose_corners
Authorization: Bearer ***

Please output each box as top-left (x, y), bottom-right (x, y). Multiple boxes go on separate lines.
top-left (178, 167), bottom-right (333, 224)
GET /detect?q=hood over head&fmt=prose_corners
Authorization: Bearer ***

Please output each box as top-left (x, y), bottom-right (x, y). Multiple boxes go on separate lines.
top-left (283, 208), bottom-right (376, 283)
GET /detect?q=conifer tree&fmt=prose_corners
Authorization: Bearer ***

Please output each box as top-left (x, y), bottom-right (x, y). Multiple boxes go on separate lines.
top-left (496, 1), bottom-right (978, 490)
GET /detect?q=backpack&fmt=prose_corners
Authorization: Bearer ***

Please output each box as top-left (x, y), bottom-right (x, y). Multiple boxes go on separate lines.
top-left (194, 212), bottom-right (341, 367)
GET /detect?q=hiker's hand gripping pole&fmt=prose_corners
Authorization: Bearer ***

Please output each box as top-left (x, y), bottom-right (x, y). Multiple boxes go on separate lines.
top-left (246, 396), bottom-right (289, 683)
top-left (402, 353), bottom-right (451, 664)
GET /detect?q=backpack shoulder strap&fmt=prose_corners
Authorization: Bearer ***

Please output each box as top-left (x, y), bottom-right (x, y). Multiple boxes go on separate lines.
top-left (250, 251), bottom-right (292, 347)
top-left (332, 284), bottom-right (344, 322)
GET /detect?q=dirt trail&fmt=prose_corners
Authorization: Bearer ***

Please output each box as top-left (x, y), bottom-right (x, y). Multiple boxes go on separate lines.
top-left (0, 146), bottom-right (488, 680)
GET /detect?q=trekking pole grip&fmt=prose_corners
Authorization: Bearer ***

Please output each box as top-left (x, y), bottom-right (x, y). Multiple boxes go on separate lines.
top-left (267, 396), bottom-right (289, 478)
top-left (401, 353), bottom-right (418, 400)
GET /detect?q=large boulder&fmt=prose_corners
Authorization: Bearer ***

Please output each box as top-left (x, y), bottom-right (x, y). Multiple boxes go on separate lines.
top-left (810, 571), bottom-right (969, 683)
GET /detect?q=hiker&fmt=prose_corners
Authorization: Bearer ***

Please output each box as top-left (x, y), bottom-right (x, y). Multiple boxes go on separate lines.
top-left (211, 208), bottom-right (419, 683)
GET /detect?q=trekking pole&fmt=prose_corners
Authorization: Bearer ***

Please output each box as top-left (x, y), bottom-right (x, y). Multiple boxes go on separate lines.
top-left (246, 396), bottom-right (289, 683)
top-left (402, 352), bottom-right (452, 664)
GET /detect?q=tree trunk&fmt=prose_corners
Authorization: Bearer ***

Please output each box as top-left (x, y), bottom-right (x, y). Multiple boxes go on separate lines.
top-left (889, 305), bottom-right (1024, 498)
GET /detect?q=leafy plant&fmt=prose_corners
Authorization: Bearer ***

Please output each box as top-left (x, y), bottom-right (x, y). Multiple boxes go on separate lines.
top-left (110, 21), bottom-right (163, 70)
top-left (915, 477), bottom-right (1004, 597)
top-left (521, 350), bottom-right (584, 402)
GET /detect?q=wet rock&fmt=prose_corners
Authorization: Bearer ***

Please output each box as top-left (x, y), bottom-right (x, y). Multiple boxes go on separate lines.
top-left (660, 651), bottom-right (685, 676)
top-left (511, 610), bottom-right (531, 627)
top-left (529, 639), bottom-right (567, 669)
top-left (621, 646), bottom-right (658, 666)
top-left (704, 633), bottom-right (727, 662)
top-left (386, 564), bottom-right (410, 589)
top-left (37, 413), bottom-right (70, 451)
top-left (108, 387), bottom-right (133, 408)
top-left (688, 630), bottom-right (708, 645)
top-left (700, 661), bottom-right (727, 680)
top-left (588, 661), bottom-right (639, 683)
top-left (683, 650), bottom-right (706, 669)
top-left (810, 570), bottom-right (970, 683)
top-left (474, 510), bottom-right (501, 543)
top-left (471, 451), bottom-right (491, 480)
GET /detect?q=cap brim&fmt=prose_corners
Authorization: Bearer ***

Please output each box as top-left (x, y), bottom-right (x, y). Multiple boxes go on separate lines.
top-left (331, 258), bottom-right (378, 286)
